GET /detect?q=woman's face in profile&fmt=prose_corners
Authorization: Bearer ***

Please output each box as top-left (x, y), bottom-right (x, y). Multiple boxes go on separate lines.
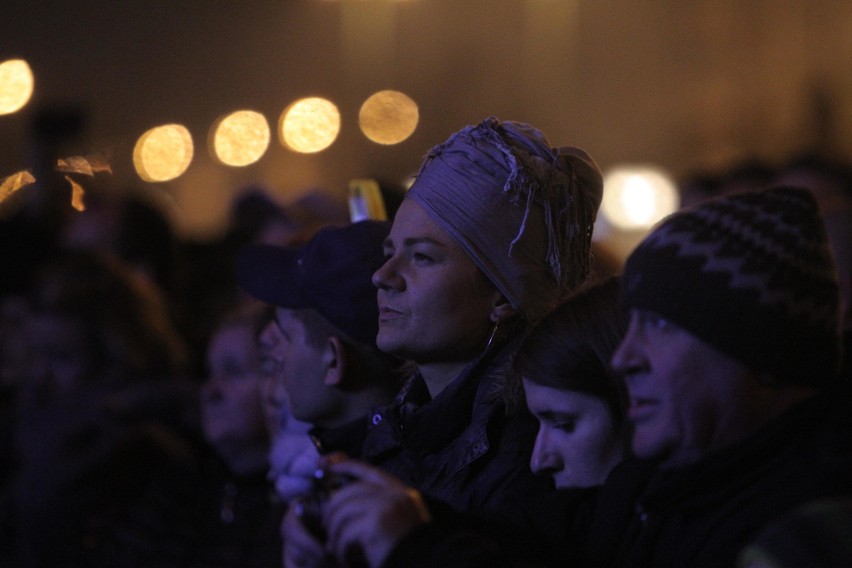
top-left (372, 199), bottom-right (501, 364)
top-left (524, 378), bottom-right (624, 489)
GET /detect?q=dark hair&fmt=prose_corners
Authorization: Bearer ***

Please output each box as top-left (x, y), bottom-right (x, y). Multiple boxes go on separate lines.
top-left (513, 276), bottom-right (629, 431)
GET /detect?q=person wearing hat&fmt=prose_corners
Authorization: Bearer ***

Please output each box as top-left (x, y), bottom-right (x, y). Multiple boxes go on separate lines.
top-left (294, 185), bottom-right (852, 568)
top-left (574, 185), bottom-right (852, 567)
top-left (235, 220), bottom-right (405, 478)
top-left (368, 115), bottom-right (602, 503)
top-left (280, 117), bottom-right (604, 567)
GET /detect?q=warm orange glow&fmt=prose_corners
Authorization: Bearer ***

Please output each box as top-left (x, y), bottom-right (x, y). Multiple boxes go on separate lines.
top-left (211, 110), bottom-right (270, 166)
top-left (0, 59), bottom-right (34, 115)
top-left (66, 176), bottom-right (86, 211)
top-left (0, 170), bottom-right (36, 204)
top-left (133, 124), bottom-right (194, 182)
top-left (359, 90), bottom-right (419, 145)
top-left (279, 97), bottom-right (340, 153)
top-left (57, 155), bottom-right (112, 176)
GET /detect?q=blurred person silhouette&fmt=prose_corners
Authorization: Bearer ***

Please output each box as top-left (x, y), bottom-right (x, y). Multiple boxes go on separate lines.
top-left (676, 170), bottom-right (724, 210)
top-left (201, 306), bottom-right (275, 476)
top-left (278, 116), bottom-right (603, 567)
top-left (0, 105), bottom-right (84, 299)
top-left (55, 184), bottom-right (213, 380)
top-left (18, 250), bottom-right (190, 403)
top-left (195, 303), bottom-right (290, 567)
top-left (60, 186), bottom-right (181, 299)
top-left (0, 295), bottom-right (31, 559)
top-left (180, 186), bottom-right (329, 379)
top-left (575, 185), bottom-right (852, 567)
top-left (717, 159), bottom-right (777, 196)
top-left (290, 276), bottom-right (632, 568)
top-left (773, 154), bottom-right (852, 381)
top-left (226, 186), bottom-right (308, 248)
top-left (8, 250), bottom-right (207, 567)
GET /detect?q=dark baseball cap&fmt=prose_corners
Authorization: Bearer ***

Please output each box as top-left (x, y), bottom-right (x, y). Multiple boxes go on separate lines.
top-left (235, 220), bottom-right (389, 347)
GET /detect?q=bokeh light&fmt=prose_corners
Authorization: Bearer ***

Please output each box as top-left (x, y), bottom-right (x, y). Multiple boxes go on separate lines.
top-left (133, 124), bottom-right (194, 182)
top-left (600, 165), bottom-right (679, 230)
top-left (0, 59), bottom-right (34, 115)
top-left (211, 109), bottom-right (270, 167)
top-left (279, 97), bottom-right (340, 153)
top-left (359, 90), bottom-right (419, 145)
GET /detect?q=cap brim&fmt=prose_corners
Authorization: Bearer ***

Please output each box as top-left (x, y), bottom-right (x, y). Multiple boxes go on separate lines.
top-left (235, 243), bottom-right (310, 308)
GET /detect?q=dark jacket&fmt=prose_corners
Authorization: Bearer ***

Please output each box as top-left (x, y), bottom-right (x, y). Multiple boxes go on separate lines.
top-left (358, 336), bottom-right (561, 533)
top-left (579, 388), bottom-right (852, 568)
top-left (382, 387), bottom-right (852, 568)
top-left (383, 488), bottom-right (591, 568)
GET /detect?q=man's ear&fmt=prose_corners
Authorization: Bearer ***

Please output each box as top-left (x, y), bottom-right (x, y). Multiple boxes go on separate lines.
top-left (323, 335), bottom-right (347, 387)
top-left (490, 295), bottom-right (518, 323)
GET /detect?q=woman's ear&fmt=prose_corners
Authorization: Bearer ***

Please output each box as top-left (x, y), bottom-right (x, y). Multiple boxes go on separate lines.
top-left (490, 295), bottom-right (518, 323)
top-left (322, 336), bottom-right (347, 387)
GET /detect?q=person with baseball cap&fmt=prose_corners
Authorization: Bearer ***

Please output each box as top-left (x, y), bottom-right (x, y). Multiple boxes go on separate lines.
top-left (235, 220), bottom-right (405, 468)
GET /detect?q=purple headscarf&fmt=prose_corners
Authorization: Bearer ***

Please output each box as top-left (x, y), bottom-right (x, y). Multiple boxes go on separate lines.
top-left (407, 117), bottom-right (603, 322)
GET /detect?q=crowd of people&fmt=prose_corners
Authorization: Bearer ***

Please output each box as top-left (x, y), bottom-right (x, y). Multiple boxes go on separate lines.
top-left (1, 115), bottom-right (851, 568)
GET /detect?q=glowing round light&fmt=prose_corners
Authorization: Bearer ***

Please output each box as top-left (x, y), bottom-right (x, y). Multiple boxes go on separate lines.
top-left (133, 124), bottom-right (194, 182)
top-left (279, 97), bottom-right (340, 153)
top-left (601, 166), bottom-right (680, 230)
top-left (359, 90), bottom-right (419, 145)
top-left (0, 59), bottom-right (34, 115)
top-left (211, 110), bottom-right (270, 167)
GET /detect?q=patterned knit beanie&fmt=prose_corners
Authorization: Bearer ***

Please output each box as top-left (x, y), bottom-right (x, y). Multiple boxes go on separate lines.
top-left (408, 116), bottom-right (603, 323)
top-left (621, 186), bottom-right (841, 385)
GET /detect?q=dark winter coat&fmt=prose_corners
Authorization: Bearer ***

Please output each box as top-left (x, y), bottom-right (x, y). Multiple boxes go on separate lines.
top-left (382, 386), bottom-right (852, 568)
top-left (578, 387), bottom-right (852, 567)
top-left (358, 337), bottom-right (556, 518)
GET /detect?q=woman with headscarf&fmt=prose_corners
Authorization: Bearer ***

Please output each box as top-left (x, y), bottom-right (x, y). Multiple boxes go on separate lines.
top-left (364, 116), bottom-right (602, 505)
top-left (282, 117), bottom-right (603, 568)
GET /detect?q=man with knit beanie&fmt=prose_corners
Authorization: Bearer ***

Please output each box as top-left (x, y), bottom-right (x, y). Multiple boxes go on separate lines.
top-left (577, 185), bottom-right (852, 567)
top-left (273, 187), bottom-right (850, 568)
